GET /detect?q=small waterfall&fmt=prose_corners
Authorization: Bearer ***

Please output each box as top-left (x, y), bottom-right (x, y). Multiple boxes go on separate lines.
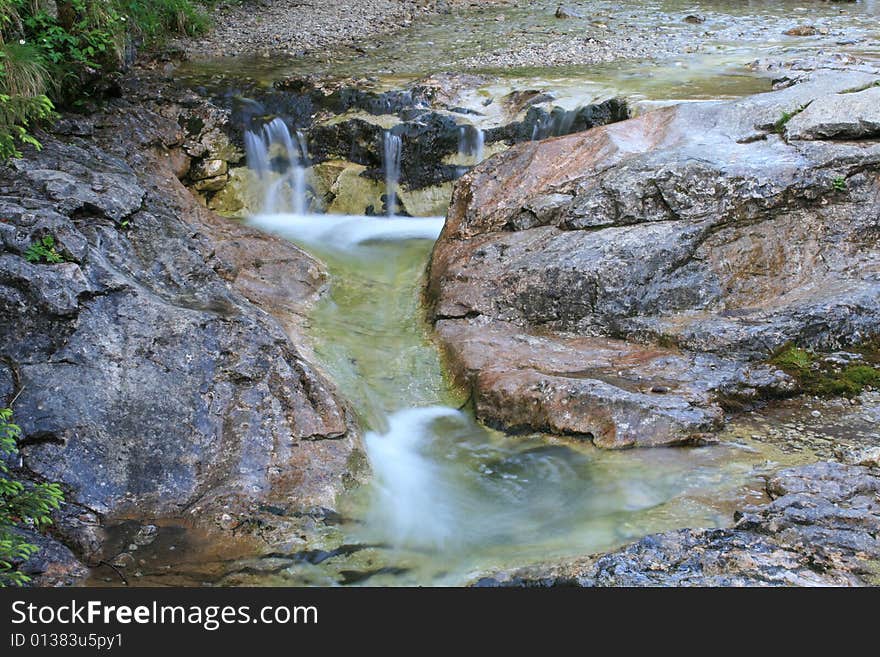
top-left (364, 406), bottom-right (464, 549)
top-left (383, 131), bottom-right (402, 217)
top-left (244, 117), bottom-right (308, 215)
top-left (531, 107), bottom-right (581, 141)
top-left (457, 125), bottom-right (485, 164)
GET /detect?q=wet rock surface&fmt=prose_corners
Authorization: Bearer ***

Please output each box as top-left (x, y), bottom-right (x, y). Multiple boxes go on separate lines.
top-left (428, 69), bottom-right (880, 447)
top-left (0, 77), bottom-right (365, 571)
top-left (435, 318), bottom-right (794, 448)
top-left (477, 461), bottom-right (880, 586)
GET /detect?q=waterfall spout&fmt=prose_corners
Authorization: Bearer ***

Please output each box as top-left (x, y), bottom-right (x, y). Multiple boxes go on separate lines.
top-left (244, 118), bottom-right (309, 215)
top-left (383, 131), bottom-right (402, 217)
top-left (457, 125), bottom-right (484, 164)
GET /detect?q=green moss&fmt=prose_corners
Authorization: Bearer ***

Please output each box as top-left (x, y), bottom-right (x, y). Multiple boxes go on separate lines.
top-left (771, 345), bottom-right (813, 371)
top-left (841, 364), bottom-right (880, 388)
top-left (769, 343), bottom-right (880, 398)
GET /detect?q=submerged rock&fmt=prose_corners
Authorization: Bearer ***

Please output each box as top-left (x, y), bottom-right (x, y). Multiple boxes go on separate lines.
top-left (784, 25), bottom-right (819, 37)
top-left (428, 69), bottom-right (880, 447)
top-left (555, 6), bottom-right (583, 20)
top-left (476, 461), bottom-right (880, 586)
top-left (0, 80), bottom-right (365, 567)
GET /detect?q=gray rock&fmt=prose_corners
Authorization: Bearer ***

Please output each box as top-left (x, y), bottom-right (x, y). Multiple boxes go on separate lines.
top-left (0, 86), bottom-right (364, 564)
top-left (13, 528), bottom-right (88, 587)
top-left (555, 6), bottom-right (583, 20)
top-left (428, 70), bottom-right (880, 445)
top-left (785, 84), bottom-right (880, 140)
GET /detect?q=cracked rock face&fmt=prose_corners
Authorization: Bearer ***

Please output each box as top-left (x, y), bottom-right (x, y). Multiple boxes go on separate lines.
top-left (0, 91), bottom-right (364, 564)
top-left (428, 69), bottom-right (880, 448)
top-left (475, 461), bottom-right (880, 586)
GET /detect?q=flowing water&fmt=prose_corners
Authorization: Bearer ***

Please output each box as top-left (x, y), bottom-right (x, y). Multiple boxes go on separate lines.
top-left (382, 131), bottom-right (403, 216)
top-left (243, 118), bottom-right (309, 214)
top-left (86, 0), bottom-right (880, 586)
top-left (457, 125), bottom-right (485, 164)
top-left (178, 0), bottom-right (880, 109)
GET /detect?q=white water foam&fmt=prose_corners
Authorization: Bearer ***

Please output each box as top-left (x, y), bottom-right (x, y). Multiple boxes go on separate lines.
top-left (364, 406), bottom-right (466, 549)
top-left (249, 212), bottom-right (445, 250)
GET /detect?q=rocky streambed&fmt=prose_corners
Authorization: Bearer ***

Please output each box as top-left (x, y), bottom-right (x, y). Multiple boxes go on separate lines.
top-left (2, 1), bottom-right (880, 587)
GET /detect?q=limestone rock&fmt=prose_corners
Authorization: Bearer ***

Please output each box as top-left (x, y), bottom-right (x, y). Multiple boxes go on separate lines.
top-left (784, 84), bottom-right (880, 140)
top-left (428, 70), bottom-right (880, 446)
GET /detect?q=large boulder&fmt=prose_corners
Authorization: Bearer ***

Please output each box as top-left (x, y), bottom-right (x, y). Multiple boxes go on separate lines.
top-left (428, 70), bottom-right (880, 447)
top-left (0, 88), bottom-right (364, 565)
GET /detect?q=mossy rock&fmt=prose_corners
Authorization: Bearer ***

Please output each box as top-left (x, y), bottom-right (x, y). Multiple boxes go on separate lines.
top-left (769, 343), bottom-right (880, 397)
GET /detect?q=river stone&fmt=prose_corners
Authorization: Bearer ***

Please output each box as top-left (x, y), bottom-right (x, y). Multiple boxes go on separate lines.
top-left (555, 6), bottom-right (583, 19)
top-left (190, 157), bottom-right (229, 180)
top-left (0, 87), bottom-right (364, 562)
top-left (476, 462), bottom-right (880, 586)
top-left (428, 69), bottom-right (880, 447)
top-left (436, 317), bottom-right (793, 448)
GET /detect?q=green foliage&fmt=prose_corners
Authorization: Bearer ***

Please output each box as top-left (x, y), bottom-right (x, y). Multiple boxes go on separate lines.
top-left (773, 105), bottom-right (806, 134)
top-left (771, 345), bottom-right (813, 371)
top-left (831, 176), bottom-right (848, 191)
top-left (0, 1), bottom-right (215, 159)
top-left (24, 234), bottom-right (64, 263)
top-left (770, 343), bottom-right (880, 398)
top-left (0, 92), bottom-right (53, 158)
top-left (1, 408), bottom-right (64, 587)
top-left (114, 0), bottom-right (211, 44)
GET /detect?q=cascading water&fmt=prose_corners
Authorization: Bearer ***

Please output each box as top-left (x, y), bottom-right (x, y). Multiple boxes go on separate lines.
top-left (242, 170), bottom-right (789, 583)
top-left (364, 406), bottom-right (464, 549)
top-left (245, 117), bottom-right (309, 215)
top-left (383, 131), bottom-right (403, 216)
top-left (457, 124), bottom-right (484, 164)
top-left (531, 106), bottom-right (582, 141)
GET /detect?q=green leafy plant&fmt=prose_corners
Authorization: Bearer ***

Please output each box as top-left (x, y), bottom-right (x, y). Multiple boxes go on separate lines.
top-left (1, 407), bottom-right (64, 587)
top-left (114, 0), bottom-right (212, 44)
top-left (0, 0), bottom-right (216, 159)
top-left (773, 105), bottom-right (806, 134)
top-left (831, 176), bottom-right (847, 191)
top-left (24, 234), bottom-right (64, 263)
